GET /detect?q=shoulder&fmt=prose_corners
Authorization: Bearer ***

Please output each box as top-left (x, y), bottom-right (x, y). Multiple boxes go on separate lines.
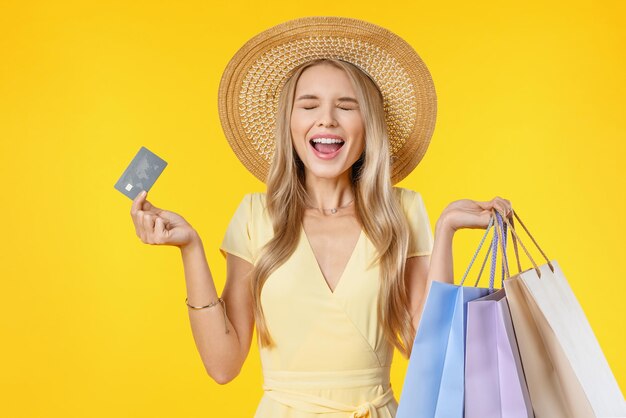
top-left (237, 192), bottom-right (267, 212)
top-left (248, 192), bottom-right (267, 216)
top-left (393, 187), bottom-right (434, 256)
top-left (392, 187), bottom-right (425, 210)
top-left (238, 192), bottom-right (271, 232)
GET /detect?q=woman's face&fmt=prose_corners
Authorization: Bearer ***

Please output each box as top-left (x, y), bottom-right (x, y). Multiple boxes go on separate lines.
top-left (290, 63), bottom-right (365, 182)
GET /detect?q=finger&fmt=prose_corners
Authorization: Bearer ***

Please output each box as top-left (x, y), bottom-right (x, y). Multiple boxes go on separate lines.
top-left (475, 200), bottom-right (494, 210)
top-left (495, 198), bottom-right (513, 218)
top-left (131, 208), bottom-right (142, 237)
top-left (141, 199), bottom-right (153, 211)
top-left (131, 190), bottom-right (147, 216)
top-left (131, 194), bottom-right (152, 237)
top-left (154, 216), bottom-right (166, 243)
top-left (482, 200), bottom-right (504, 214)
top-left (135, 211), bottom-right (146, 241)
top-left (137, 211), bottom-right (148, 242)
top-left (492, 203), bottom-right (507, 218)
top-left (500, 205), bottom-right (513, 220)
top-left (155, 216), bottom-right (166, 234)
top-left (493, 197), bottom-right (511, 206)
top-left (488, 197), bottom-right (510, 216)
top-left (143, 213), bottom-right (156, 243)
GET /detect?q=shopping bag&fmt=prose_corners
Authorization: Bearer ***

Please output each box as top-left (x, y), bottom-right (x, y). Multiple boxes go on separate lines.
top-left (465, 212), bottom-right (533, 418)
top-left (397, 215), bottom-right (498, 418)
top-left (501, 210), bottom-right (626, 418)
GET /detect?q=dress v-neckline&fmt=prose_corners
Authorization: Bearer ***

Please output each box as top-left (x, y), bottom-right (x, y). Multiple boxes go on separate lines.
top-left (300, 225), bottom-right (363, 296)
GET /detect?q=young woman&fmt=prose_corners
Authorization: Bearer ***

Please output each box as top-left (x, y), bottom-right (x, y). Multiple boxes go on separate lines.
top-left (130, 17), bottom-right (513, 418)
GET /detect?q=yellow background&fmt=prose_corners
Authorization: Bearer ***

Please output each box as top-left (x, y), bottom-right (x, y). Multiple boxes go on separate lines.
top-left (1, 0), bottom-right (624, 416)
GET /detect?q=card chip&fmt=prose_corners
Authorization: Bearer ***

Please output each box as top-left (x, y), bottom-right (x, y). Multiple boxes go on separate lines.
top-left (125, 184), bottom-right (133, 191)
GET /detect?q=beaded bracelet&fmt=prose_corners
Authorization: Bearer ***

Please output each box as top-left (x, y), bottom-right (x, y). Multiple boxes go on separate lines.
top-left (185, 297), bottom-right (230, 334)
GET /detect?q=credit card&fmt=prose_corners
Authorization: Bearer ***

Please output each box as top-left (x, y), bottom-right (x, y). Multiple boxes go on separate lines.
top-left (114, 146), bottom-right (167, 199)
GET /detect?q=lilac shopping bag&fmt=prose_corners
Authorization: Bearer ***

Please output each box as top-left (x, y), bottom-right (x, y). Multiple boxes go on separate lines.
top-left (465, 212), bottom-right (533, 418)
top-left (397, 214), bottom-right (499, 418)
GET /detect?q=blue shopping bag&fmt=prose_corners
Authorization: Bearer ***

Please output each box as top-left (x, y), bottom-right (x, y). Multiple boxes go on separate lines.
top-left (397, 213), bottom-right (501, 418)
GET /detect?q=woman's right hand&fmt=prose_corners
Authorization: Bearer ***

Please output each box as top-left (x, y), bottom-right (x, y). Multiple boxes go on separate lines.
top-left (130, 190), bottom-right (198, 248)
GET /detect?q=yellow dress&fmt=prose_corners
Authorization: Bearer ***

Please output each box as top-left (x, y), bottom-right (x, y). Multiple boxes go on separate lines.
top-left (220, 187), bottom-right (434, 418)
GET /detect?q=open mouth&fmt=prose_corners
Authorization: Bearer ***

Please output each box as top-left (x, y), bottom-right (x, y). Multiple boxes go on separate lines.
top-left (309, 138), bottom-right (345, 155)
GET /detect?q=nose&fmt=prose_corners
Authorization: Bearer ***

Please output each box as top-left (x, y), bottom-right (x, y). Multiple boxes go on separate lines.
top-left (317, 106), bottom-right (338, 128)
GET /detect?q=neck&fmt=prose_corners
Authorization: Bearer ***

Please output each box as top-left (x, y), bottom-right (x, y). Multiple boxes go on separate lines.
top-left (304, 171), bottom-right (355, 213)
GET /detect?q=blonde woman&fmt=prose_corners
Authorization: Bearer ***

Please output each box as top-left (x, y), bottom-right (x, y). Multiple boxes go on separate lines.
top-left (130, 17), bottom-right (513, 418)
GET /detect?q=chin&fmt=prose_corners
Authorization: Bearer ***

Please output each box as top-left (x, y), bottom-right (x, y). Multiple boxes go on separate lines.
top-left (305, 165), bottom-right (351, 180)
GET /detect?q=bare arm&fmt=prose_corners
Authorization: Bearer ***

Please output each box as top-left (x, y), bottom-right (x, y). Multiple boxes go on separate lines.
top-left (181, 232), bottom-right (255, 384)
top-left (129, 191), bottom-right (256, 385)
top-left (405, 214), bottom-right (455, 332)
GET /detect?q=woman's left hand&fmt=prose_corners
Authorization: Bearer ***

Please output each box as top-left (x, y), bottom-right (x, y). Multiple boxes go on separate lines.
top-left (441, 196), bottom-right (513, 232)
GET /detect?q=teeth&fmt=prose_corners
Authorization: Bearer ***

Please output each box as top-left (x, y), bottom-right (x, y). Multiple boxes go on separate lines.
top-left (311, 138), bottom-right (344, 144)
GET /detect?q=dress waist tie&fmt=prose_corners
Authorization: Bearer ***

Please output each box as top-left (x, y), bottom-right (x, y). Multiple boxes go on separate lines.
top-left (262, 366), bottom-right (395, 418)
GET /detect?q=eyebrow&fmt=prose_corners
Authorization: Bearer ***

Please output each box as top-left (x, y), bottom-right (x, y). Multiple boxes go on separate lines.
top-left (295, 94), bottom-right (359, 104)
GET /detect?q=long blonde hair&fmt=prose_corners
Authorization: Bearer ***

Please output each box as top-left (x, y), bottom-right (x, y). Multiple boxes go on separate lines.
top-left (250, 59), bottom-right (415, 358)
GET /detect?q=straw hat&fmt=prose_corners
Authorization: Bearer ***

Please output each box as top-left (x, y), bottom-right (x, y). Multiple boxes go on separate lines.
top-left (218, 16), bottom-right (437, 184)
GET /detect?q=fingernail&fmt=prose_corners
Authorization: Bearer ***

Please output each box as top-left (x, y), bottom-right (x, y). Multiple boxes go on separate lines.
top-left (141, 190), bottom-right (146, 197)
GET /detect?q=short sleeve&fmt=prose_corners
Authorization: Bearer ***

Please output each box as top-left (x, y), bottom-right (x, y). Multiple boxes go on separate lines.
top-left (219, 194), bottom-right (254, 264)
top-left (403, 189), bottom-right (434, 258)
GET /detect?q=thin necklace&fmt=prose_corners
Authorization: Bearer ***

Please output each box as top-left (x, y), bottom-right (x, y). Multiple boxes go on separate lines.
top-left (305, 199), bottom-right (355, 214)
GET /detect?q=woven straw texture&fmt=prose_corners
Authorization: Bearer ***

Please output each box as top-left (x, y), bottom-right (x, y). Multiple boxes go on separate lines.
top-left (218, 16), bottom-right (437, 184)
